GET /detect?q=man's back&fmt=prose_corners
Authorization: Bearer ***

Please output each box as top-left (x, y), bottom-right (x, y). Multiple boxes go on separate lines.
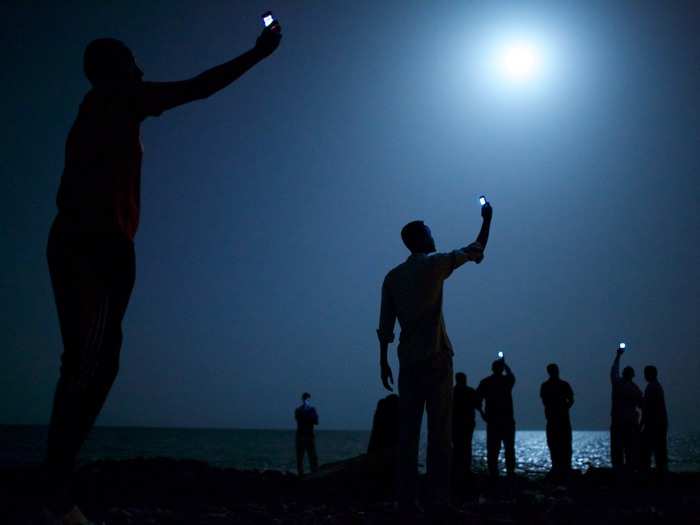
top-left (477, 374), bottom-right (515, 423)
top-left (295, 404), bottom-right (318, 437)
top-left (379, 253), bottom-right (461, 366)
top-left (540, 378), bottom-right (573, 422)
top-left (643, 380), bottom-right (668, 428)
top-left (453, 384), bottom-right (479, 431)
top-left (611, 380), bottom-right (642, 425)
top-left (58, 88), bottom-right (151, 239)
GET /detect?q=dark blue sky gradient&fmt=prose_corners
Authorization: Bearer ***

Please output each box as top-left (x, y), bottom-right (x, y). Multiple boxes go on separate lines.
top-left (1, 1), bottom-right (698, 430)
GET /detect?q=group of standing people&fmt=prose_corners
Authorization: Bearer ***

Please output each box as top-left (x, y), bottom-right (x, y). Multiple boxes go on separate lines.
top-left (376, 204), bottom-right (668, 520)
top-left (610, 348), bottom-right (668, 474)
top-left (452, 360), bottom-right (574, 480)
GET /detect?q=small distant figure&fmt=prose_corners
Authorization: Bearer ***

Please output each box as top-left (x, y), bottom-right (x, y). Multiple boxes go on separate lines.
top-left (610, 347), bottom-right (643, 472)
top-left (540, 363), bottom-right (574, 478)
top-left (376, 200), bottom-right (492, 518)
top-left (641, 365), bottom-right (668, 475)
top-left (452, 372), bottom-right (482, 479)
top-left (294, 392), bottom-right (319, 476)
top-left (477, 356), bottom-right (516, 477)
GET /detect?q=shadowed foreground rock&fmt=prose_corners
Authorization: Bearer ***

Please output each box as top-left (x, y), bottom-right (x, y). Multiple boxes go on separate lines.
top-left (1, 456), bottom-right (699, 524)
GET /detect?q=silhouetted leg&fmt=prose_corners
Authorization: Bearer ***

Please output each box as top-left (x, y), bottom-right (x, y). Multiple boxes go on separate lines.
top-left (398, 363), bottom-right (425, 511)
top-left (546, 422), bottom-right (557, 472)
top-left (308, 437), bottom-right (319, 473)
top-left (504, 422), bottom-right (516, 475)
top-left (45, 231), bottom-right (134, 513)
top-left (425, 354), bottom-right (452, 507)
top-left (655, 428), bottom-right (668, 473)
top-left (627, 424), bottom-right (641, 471)
top-left (610, 425), bottom-right (623, 470)
top-left (295, 435), bottom-right (305, 476)
top-left (452, 431), bottom-right (466, 482)
top-left (640, 429), bottom-right (652, 471)
top-left (486, 424), bottom-right (501, 477)
top-left (563, 423), bottom-right (572, 472)
top-left (465, 423), bottom-right (474, 474)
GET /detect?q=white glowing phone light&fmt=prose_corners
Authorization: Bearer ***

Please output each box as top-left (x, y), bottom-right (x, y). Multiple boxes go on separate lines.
top-left (619, 342), bottom-right (626, 350)
top-left (497, 351), bottom-right (504, 358)
top-left (263, 14), bottom-right (274, 27)
top-left (479, 196), bottom-right (487, 206)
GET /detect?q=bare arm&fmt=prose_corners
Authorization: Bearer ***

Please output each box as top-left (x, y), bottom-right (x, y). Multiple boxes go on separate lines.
top-left (136, 28), bottom-right (281, 117)
top-left (377, 278), bottom-right (396, 391)
top-left (504, 361), bottom-right (515, 386)
top-left (611, 351), bottom-right (622, 384)
top-left (476, 202), bottom-right (493, 251)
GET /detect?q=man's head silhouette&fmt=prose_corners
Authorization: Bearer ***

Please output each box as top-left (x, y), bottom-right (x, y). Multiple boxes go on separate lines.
top-left (546, 363), bottom-right (559, 379)
top-left (491, 360), bottom-right (505, 375)
top-left (644, 365), bottom-right (658, 382)
top-left (301, 392), bottom-right (311, 401)
top-left (84, 38), bottom-right (143, 87)
top-left (622, 366), bottom-right (635, 381)
top-left (401, 221), bottom-right (436, 254)
top-left (455, 372), bottom-right (467, 386)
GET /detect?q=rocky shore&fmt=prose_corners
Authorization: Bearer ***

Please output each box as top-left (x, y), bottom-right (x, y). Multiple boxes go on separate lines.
top-left (2, 456), bottom-right (699, 524)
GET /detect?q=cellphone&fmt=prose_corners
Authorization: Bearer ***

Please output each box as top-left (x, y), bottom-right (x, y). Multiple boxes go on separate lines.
top-left (479, 196), bottom-right (487, 206)
top-left (619, 342), bottom-right (626, 350)
top-left (262, 11), bottom-right (276, 28)
top-left (497, 351), bottom-right (504, 358)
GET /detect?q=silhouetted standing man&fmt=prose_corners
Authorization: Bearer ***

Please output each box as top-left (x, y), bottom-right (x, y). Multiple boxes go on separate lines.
top-left (540, 363), bottom-right (574, 477)
top-left (610, 347), bottom-right (643, 472)
top-left (295, 392), bottom-right (319, 476)
top-left (452, 372), bottom-right (482, 479)
top-left (43, 26), bottom-right (282, 524)
top-left (641, 365), bottom-right (668, 474)
top-left (477, 357), bottom-right (516, 477)
top-left (377, 201), bottom-right (492, 518)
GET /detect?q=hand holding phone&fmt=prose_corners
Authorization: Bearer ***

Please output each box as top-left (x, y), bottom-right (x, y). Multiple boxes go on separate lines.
top-left (479, 196), bottom-right (492, 221)
top-left (261, 11), bottom-right (281, 32)
top-left (255, 12), bottom-right (282, 57)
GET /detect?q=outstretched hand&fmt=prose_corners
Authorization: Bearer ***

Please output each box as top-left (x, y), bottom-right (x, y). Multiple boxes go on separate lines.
top-left (481, 201), bottom-right (493, 221)
top-left (381, 362), bottom-right (394, 392)
top-left (255, 26), bottom-right (282, 58)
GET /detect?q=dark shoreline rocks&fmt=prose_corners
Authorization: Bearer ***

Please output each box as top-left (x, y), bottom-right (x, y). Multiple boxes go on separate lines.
top-left (2, 457), bottom-right (699, 524)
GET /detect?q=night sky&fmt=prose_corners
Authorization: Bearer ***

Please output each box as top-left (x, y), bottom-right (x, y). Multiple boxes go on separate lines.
top-left (1, 1), bottom-right (698, 432)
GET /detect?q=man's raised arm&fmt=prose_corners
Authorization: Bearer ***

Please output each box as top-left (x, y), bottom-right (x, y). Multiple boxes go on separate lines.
top-left (504, 361), bottom-right (516, 386)
top-left (476, 202), bottom-right (493, 251)
top-left (611, 350), bottom-right (622, 384)
top-left (136, 27), bottom-right (281, 117)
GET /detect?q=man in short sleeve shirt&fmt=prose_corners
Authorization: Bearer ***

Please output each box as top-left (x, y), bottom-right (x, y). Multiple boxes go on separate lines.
top-left (377, 201), bottom-right (492, 517)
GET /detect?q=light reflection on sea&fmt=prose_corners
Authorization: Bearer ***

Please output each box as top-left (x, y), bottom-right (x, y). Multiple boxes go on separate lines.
top-left (1, 426), bottom-right (698, 474)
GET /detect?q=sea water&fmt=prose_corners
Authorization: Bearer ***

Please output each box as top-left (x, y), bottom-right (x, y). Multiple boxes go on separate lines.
top-left (1, 426), bottom-right (699, 474)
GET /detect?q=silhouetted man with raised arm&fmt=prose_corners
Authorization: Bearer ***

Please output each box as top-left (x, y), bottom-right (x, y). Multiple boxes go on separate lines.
top-left (377, 201), bottom-right (492, 520)
top-left (477, 357), bottom-right (516, 477)
top-left (452, 372), bottom-right (482, 480)
top-left (641, 365), bottom-right (668, 475)
top-left (610, 347), bottom-right (643, 472)
top-left (43, 26), bottom-right (281, 524)
top-left (540, 363), bottom-right (574, 478)
top-left (295, 392), bottom-right (319, 476)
